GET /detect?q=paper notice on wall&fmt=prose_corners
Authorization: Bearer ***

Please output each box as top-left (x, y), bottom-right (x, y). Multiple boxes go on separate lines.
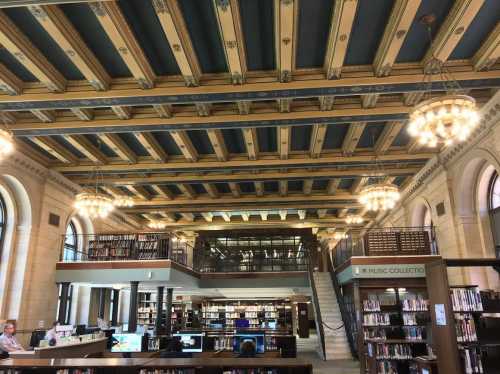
top-left (435, 304), bottom-right (446, 326)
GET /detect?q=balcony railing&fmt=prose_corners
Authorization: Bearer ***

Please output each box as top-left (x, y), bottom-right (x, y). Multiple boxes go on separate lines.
top-left (333, 226), bottom-right (438, 268)
top-left (59, 233), bottom-right (190, 267)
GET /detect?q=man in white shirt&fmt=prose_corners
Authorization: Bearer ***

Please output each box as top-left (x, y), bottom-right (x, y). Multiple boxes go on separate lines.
top-left (0, 323), bottom-right (24, 353)
top-left (44, 322), bottom-right (59, 345)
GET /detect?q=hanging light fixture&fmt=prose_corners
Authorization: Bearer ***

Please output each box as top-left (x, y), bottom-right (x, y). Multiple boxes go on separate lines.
top-left (334, 231), bottom-right (348, 240)
top-left (74, 192), bottom-right (115, 219)
top-left (113, 195), bottom-right (135, 207)
top-left (345, 215), bottom-right (363, 225)
top-left (407, 15), bottom-right (480, 147)
top-left (147, 220), bottom-right (166, 230)
top-left (359, 183), bottom-right (400, 211)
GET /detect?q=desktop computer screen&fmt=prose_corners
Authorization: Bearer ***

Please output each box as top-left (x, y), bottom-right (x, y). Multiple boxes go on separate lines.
top-left (110, 333), bottom-right (143, 353)
top-left (173, 333), bottom-right (203, 353)
top-left (233, 334), bottom-right (265, 354)
top-left (235, 319), bottom-right (250, 328)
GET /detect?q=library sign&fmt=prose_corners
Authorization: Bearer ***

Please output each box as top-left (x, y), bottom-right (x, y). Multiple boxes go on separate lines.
top-left (337, 264), bottom-right (426, 284)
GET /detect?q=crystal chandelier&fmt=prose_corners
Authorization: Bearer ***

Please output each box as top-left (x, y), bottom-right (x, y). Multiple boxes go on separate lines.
top-left (74, 192), bottom-right (115, 219)
top-left (148, 220), bottom-right (166, 230)
top-left (407, 15), bottom-right (481, 147)
top-left (345, 215), bottom-right (363, 225)
top-left (408, 95), bottom-right (480, 147)
top-left (334, 232), bottom-right (348, 240)
top-left (113, 195), bottom-right (135, 207)
top-left (359, 183), bottom-right (400, 212)
top-left (0, 129), bottom-right (14, 159)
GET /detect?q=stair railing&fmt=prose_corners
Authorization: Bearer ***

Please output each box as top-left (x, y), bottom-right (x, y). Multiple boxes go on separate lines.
top-left (326, 252), bottom-right (358, 359)
top-left (307, 261), bottom-right (327, 361)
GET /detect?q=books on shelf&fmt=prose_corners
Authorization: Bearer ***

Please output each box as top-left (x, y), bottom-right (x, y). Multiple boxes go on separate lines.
top-left (402, 313), bottom-right (418, 326)
top-left (369, 342), bottom-right (413, 360)
top-left (461, 346), bottom-right (484, 374)
top-left (455, 313), bottom-right (477, 343)
top-left (364, 313), bottom-right (390, 326)
top-left (402, 298), bottom-right (428, 312)
top-left (451, 287), bottom-right (483, 312)
top-left (363, 300), bottom-right (381, 312)
top-left (403, 326), bottom-right (424, 341)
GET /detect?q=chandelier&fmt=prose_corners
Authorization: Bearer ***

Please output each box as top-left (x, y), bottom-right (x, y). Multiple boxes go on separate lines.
top-left (113, 195), bottom-right (135, 207)
top-left (407, 15), bottom-right (481, 147)
top-left (359, 183), bottom-right (400, 212)
top-left (148, 220), bottom-right (166, 230)
top-left (408, 95), bottom-right (480, 147)
top-left (334, 232), bottom-right (348, 240)
top-left (345, 215), bottom-right (363, 225)
top-left (74, 192), bottom-right (115, 219)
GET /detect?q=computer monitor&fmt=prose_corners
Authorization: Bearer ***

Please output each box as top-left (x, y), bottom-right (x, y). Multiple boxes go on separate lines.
top-left (261, 320), bottom-right (277, 329)
top-left (233, 334), bottom-right (265, 354)
top-left (235, 319), bottom-right (249, 328)
top-left (110, 333), bottom-right (143, 353)
top-left (173, 333), bottom-right (203, 353)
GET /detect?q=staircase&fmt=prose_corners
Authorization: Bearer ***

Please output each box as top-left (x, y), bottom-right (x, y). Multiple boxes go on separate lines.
top-left (312, 272), bottom-right (352, 360)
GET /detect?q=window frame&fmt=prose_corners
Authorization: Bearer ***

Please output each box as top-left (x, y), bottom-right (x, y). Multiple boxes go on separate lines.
top-left (488, 172), bottom-right (500, 212)
top-left (63, 221), bottom-right (78, 261)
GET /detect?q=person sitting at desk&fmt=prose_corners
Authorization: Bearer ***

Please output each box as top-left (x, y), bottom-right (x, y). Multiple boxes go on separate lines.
top-left (239, 340), bottom-right (256, 358)
top-left (0, 323), bottom-right (24, 355)
top-left (160, 339), bottom-right (193, 358)
top-left (44, 321), bottom-right (59, 346)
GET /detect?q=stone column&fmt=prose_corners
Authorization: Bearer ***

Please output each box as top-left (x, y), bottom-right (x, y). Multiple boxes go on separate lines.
top-left (164, 288), bottom-right (173, 335)
top-left (155, 286), bottom-right (164, 334)
top-left (57, 282), bottom-right (71, 324)
top-left (111, 289), bottom-right (120, 326)
top-left (128, 281), bottom-right (139, 333)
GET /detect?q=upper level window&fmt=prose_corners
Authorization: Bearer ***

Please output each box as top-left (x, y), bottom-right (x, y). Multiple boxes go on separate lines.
top-left (490, 172), bottom-right (500, 210)
top-left (63, 221), bottom-right (78, 261)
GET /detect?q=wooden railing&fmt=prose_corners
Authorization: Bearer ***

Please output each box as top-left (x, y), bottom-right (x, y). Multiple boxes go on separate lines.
top-left (308, 262), bottom-right (326, 361)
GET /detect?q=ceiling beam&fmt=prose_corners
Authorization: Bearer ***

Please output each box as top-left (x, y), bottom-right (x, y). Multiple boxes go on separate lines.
top-left (338, 208), bottom-right (348, 218)
top-left (206, 129), bottom-right (228, 161)
top-left (324, 0), bottom-right (358, 79)
top-left (309, 124), bottom-right (327, 158)
top-left (317, 209), bottom-right (327, 219)
top-left (228, 182), bottom-right (241, 198)
top-left (303, 179), bottom-right (313, 195)
top-left (473, 23), bottom-right (500, 71)
top-left (63, 135), bottom-right (107, 164)
top-left (28, 4), bottom-right (110, 90)
top-left (71, 165), bottom-right (421, 186)
top-left (134, 132), bottom-right (168, 162)
top-left (254, 181), bottom-right (264, 197)
top-left (195, 103), bottom-right (211, 116)
top-left (374, 121), bottom-right (404, 154)
top-left (111, 105), bottom-right (132, 120)
top-left (327, 179), bottom-right (341, 195)
top-left (203, 183), bottom-right (220, 198)
top-left (274, 0), bottom-right (298, 82)
top-left (151, 184), bottom-right (173, 199)
top-left (279, 180), bottom-right (288, 197)
top-left (0, 111), bottom-right (16, 124)
top-left (159, 211), bottom-right (177, 222)
top-left (220, 212), bottom-right (231, 222)
top-left (71, 108), bottom-right (94, 121)
top-left (0, 10), bottom-right (66, 91)
top-left (319, 95), bottom-right (335, 111)
top-left (279, 210), bottom-right (287, 220)
top-left (201, 212), bottom-right (213, 222)
top-left (342, 122), bottom-right (366, 155)
top-left (89, 1), bottom-right (155, 88)
top-left (29, 136), bottom-right (78, 163)
top-left (278, 126), bottom-right (290, 160)
top-left (97, 133), bottom-right (137, 163)
top-left (152, 0), bottom-right (201, 86)
top-left (1, 69), bottom-right (497, 112)
top-left (178, 184), bottom-right (196, 199)
top-left (180, 212), bottom-right (195, 222)
top-left (101, 185), bottom-right (123, 197)
top-left (242, 127), bottom-right (258, 160)
top-left (0, 62), bottom-right (22, 95)
top-left (124, 185), bottom-right (151, 200)
top-left (403, 91), bottom-right (424, 106)
top-left (57, 152), bottom-right (430, 174)
top-left (373, 0), bottom-right (421, 77)
top-left (237, 101), bottom-right (251, 115)
top-left (170, 130), bottom-right (198, 162)
top-left (350, 177), bottom-right (369, 194)
top-left (31, 109), bottom-right (55, 123)
top-left (153, 103), bottom-right (172, 118)
top-left (423, 0), bottom-right (484, 72)
top-left (213, 0), bottom-right (246, 84)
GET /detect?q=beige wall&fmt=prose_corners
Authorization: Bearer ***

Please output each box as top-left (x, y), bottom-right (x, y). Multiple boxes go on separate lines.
top-left (0, 151), bottom-right (134, 344)
top-left (375, 91), bottom-right (500, 289)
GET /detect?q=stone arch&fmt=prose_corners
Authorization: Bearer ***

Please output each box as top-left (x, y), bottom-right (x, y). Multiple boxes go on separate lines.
top-left (410, 197), bottom-right (433, 227)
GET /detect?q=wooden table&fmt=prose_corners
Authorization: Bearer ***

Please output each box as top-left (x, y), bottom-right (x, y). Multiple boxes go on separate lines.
top-left (8, 337), bottom-right (107, 359)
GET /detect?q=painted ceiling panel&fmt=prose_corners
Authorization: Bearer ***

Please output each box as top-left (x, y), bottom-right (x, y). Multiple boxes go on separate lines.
top-left (358, 122), bottom-right (386, 148)
top-left (296, 0), bottom-right (333, 68)
top-left (450, 0), bottom-right (500, 60)
top-left (187, 130), bottom-right (214, 155)
top-left (222, 129), bottom-right (246, 154)
top-left (257, 127), bottom-right (277, 153)
top-left (21, 138), bottom-right (56, 160)
top-left (216, 183), bottom-right (231, 194)
top-left (239, 182), bottom-right (255, 193)
top-left (339, 178), bottom-right (354, 190)
top-left (118, 0), bottom-right (180, 76)
top-left (312, 179), bottom-right (328, 191)
top-left (191, 183), bottom-right (205, 194)
top-left (117, 133), bottom-right (149, 157)
top-left (396, 0), bottom-right (454, 63)
top-left (392, 125), bottom-right (411, 147)
top-left (288, 180), bottom-right (303, 192)
top-left (61, 3), bottom-right (131, 78)
top-left (323, 123), bottom-right (349, 149)
top-left (178, 0), bottom-right (228, 74)
top-left (83, 134), bottom-right (115, 157)
top-left (393, 176), bottom-right (406, 186)
top-left (264, 181), bottom-right (279, 193)
top-left (152, 131), bottom-right (182, 156)
top-left (166, 184), bottom-right (182, 196)
top-left (291, 125), bottom-right (312, 151)
top-left (54, 135), bottom-right (86, 159)
top-left (239, 0), bottom-right (275, 71)
top-left (3, 7), bottom-right (84, 80)
top-left (344, 0), bottom-right (393, 66)
top-left (0, 48), bottom-right (37, 82)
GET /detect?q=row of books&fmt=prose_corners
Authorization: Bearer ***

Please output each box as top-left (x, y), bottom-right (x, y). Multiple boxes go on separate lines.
top-left (370, 343), bottom-right (413, 360)
top-left (451, 288), bottom-right (484, 312)
top-left (364, 313), bottom-right (390, 326)
top-left (401, 298), bottom-right (429, 311)
top-left (455, 313), bottom-right (478, 343)
top-left (363, 300), bottom-right (381, 311)
top-left (203, 305), bottom-right (278, 312)
top-left (402, 313), bottom-right (418, 326)
top-left (375, 361), bottom-right (400, 374)
top-left (461, 347), bottom-right (484, 374)
top-left (139, 370), bottom-right (195, 374)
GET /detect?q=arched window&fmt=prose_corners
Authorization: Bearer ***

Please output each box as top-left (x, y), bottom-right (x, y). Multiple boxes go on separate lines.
top-left (63, 221), bottom-right (78, 261)
top-left (488, 172), bottom-right (500, 257)
top-left (0, 193), bottom-right (6, 257)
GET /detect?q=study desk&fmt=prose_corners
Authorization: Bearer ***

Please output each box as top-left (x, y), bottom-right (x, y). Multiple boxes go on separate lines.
top-left (8, 337), bottom-right (107, 359)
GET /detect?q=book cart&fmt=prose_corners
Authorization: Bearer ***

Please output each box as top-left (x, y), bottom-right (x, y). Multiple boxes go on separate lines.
top-left (425, 258), bottom-right (500, 374)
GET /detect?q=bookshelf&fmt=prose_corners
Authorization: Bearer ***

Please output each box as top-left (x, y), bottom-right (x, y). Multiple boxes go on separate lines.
top-left (137, 291), bottom-right (189, 332)
top-left (361, 286), bottom-right (430, 374)
top-left (201, 299), bottom-right (292, 331)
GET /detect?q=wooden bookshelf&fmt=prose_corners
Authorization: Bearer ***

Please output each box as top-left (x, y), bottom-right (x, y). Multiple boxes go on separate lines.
top-left (137, 291), bottom-right (189, 332)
